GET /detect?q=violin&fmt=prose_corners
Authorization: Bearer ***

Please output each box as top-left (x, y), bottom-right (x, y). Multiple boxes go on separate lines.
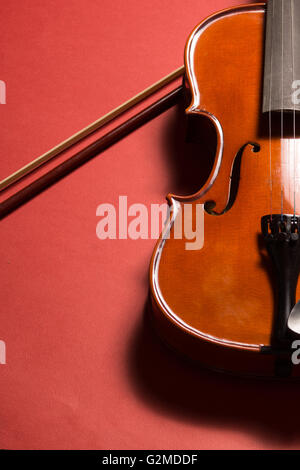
top-left (150, 0), bottom-right (300, 378)
top-left (2, 1), bottom-right (300, 379)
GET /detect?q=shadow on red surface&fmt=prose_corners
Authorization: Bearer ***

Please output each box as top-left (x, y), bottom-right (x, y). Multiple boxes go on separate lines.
top-left (128, 302), bottom-right (300, 446)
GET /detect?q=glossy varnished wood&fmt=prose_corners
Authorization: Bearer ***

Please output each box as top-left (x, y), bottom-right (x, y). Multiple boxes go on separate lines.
top-left (150, 3), bottom-right (300, 377)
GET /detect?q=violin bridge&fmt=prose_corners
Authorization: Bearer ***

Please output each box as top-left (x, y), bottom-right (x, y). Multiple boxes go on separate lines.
top-left (261, 215), bottom-right (300, 344)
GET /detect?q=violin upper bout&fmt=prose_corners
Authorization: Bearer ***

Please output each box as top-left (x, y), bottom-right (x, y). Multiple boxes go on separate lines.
top-left (184, 2), bottom-right (265, 117)
top-left (173, 2), bottom-right (266, 205)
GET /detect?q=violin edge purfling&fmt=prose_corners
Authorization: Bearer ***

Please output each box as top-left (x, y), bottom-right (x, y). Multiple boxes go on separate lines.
top-left (149, 1), bottom-right (300, 379)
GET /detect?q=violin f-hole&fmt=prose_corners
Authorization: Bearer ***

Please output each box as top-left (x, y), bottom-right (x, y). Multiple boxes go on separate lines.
top-left (204, 141), bottom-right (260, 216)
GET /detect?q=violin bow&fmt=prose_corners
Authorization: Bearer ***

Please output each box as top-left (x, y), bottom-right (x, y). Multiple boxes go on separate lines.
top-left (0, 67), bottom-right (185, 219)
top-left (0, 66), bottom-right (184, 192)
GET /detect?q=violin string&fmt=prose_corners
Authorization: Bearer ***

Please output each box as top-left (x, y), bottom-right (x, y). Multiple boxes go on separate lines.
top-left (280, 0), bottom-right (284, 220)
top-left (291, 0), bottom-right (296, 217)
top-left (269, 0), bottom-right (274, 220)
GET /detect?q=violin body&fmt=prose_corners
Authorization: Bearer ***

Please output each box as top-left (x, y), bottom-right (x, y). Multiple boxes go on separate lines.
top-left (150, 2), bottom-right (300, 378)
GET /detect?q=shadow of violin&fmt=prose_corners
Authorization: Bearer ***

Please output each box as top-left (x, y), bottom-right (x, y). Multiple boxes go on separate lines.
top-left (128, 304), bottom-right (300, 446)
top-left (158, 90), bottom-right (216, 197)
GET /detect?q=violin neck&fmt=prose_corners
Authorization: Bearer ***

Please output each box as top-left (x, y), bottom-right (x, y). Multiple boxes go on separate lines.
top-left (263, 0), bottom-right (300, 113)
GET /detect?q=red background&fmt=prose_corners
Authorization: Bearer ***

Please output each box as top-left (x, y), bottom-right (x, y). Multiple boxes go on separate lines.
top-left (1, 0), bottom-right (300, 450)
